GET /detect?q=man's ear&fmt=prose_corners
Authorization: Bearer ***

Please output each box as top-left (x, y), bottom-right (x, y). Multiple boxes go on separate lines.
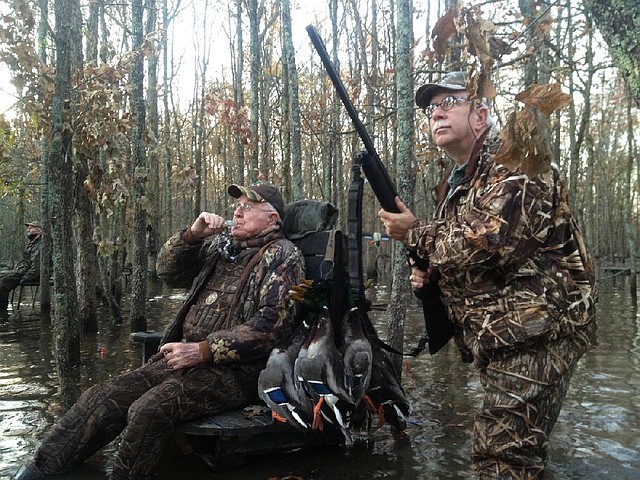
top-left (473, 105), bottom-right (489, 132)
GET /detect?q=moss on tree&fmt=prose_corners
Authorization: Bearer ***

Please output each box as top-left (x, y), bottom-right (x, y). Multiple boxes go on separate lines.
top-left (584, 0), bottom-right (640, 106)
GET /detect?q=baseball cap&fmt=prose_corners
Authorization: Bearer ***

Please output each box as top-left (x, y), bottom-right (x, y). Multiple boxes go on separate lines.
top-left (227, 183), bottom-right (285, 219)
top-left (415, 71), bottom-right (467, 108)
top-left (25, 221), bottom-right (42, 229)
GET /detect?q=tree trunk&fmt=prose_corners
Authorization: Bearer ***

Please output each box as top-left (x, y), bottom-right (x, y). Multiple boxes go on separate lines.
top-left (193, 0), bottom-right (210, 217)
top-left (584, 0), bottom-right (640, 107)
top-left (72, 0), bottom-right (98, 333)
top-left (146, 0), bottom-right (160, 254)
top-left (162, 0), bottom-right (173, 235)
top-left (129, 0), bottom-right (148, 332)
top-left (50, 0), bottom-right (81, 407)
top-left (329, 0), bottom-right (341, 209)
top-left (248, 0), bottom-right (260, 183)
top-left (38, 0), bottom-right (52, 316)
top-left (281, 0), bottom-right (303, 200)
top-left (86, 0), bottom-right (98, 63)
top-left (387, 0), bottom-right (414, 374)
top-left (74, 154), bottom-right (98, 332)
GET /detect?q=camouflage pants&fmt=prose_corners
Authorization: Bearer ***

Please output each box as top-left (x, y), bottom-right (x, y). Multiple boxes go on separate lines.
top-left (32, 359), bottom-right (261, 480)
top-left (466, 324), bottom-right (594, 479)
top-left (0, 272), bottom-right (22, 309)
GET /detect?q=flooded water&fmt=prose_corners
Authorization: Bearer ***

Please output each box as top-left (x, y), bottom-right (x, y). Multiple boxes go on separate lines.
top-left (1, 276), bottom-right (639, 479)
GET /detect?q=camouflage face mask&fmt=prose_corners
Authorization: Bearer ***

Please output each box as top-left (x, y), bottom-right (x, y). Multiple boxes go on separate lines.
top-left (216, 234), bottom-right (240, 263)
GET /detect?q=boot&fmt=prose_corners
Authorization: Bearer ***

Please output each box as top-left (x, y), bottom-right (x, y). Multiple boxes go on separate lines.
top-left (14, 463), bottom-right (47, 480)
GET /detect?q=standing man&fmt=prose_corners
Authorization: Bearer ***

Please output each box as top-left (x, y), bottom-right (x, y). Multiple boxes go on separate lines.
top-left (379, 71), bottom-right (597, 479)
top-left (0, 221), bottom-right (43, 311)
top-left (17, 183), bottom-right (305, 480)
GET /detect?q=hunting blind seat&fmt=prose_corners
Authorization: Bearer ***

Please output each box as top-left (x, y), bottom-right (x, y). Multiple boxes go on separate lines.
top-left (131, 160), bottom-right (383, 469)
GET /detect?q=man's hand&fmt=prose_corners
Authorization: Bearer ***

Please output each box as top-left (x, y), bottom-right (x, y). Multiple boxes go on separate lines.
top-left (159, 342), bottom-right (203, 369)
top-left (189, 212), bottom-right (228, 241)
top-left (378, 196), bottom-right (417, 242)
top-left (409, 266), bottom-right (434, 290)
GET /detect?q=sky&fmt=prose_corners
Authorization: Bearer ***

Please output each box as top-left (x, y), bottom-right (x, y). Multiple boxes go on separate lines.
top-left (167, 1), bottom-right (331, 108)
top-left (0, 69), bottom-right (15, 116)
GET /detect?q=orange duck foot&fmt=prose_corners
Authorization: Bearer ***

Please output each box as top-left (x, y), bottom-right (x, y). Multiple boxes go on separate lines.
top-left (272, 411), bottom-right (288, 423)
top-left (311, 397), bottom-right (325, 431)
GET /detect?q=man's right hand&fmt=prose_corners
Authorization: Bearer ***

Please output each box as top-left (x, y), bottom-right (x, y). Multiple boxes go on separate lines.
top-left (378, 196), bottom-right (416, 242)
top-left (410, 266), bottom-right (434, 290)
top-left (188, 212), bottom-right (228, 241)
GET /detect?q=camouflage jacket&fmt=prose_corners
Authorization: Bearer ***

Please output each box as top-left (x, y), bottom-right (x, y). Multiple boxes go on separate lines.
top-left (15, 234), bottom-right (42, 282)
top-left (406, 135), bottom-right (597, 350)
top-left (157, 229), bottom-right (305, 364)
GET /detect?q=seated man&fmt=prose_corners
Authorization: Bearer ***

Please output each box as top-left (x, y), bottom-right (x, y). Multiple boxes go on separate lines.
top-left (18, 183), bottom-right (305, 480)
top-left (0, 221), bottom-right (43, 312)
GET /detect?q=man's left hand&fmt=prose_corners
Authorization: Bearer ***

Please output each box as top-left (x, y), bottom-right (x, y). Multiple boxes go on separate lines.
top-left (378, 196), bottom-right (417, 242)
top-left (159, 342), bottom-right (203, 369)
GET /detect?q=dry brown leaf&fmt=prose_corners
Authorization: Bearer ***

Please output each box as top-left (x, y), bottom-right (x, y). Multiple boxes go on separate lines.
top-left (463, 10), bottom-right (494, 76)
top-left (515, 83), bottom-right (572, 116)
top-left (495, 83), bottom-right (569, 175)
top-left (495, 107), bottom-right (552, 176)
top-left (432, 8), bottom-right (459, 59)
top-left (495, 110), bottom-right (526, 172)
top-left (459, 9), bottom-right (497, 102)
top-left (468, 68), bottom-right (497, 101)
top-left (243, 404), bottom-right (270, 418)
top-left (489, 36), bottom-right (512, 59)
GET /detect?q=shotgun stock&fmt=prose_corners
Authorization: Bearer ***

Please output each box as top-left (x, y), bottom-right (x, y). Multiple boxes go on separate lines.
top-left (306, 25), bottom-right (454, 354)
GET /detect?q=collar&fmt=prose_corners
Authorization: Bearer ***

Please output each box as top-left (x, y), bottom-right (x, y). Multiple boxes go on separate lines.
top-left (432, 127), bottom-right (492, 204)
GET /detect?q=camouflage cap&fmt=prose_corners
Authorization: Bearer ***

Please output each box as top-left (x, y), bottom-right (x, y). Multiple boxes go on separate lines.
top-left (227, 183), bottom-right (285, 219)
top-left (415, 71), bottom-right (468, 108)
top-left (24, 221), bottom-right (42, 229)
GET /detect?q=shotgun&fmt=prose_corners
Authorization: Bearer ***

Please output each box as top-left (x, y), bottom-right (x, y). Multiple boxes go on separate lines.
top-left (306, 25), bottom-right (454, 354)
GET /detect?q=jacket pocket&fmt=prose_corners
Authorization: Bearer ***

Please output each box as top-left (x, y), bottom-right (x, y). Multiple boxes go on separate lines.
top-left (464, 288), bottom-right (555, 350)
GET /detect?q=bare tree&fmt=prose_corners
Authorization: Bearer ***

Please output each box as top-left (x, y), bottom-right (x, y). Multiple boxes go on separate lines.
top-left (73, 0), bottom-right (99, 333)
top-left (248, 0), bottom-right (260, 183)
top-left (146, 0), bottom-right (160, 245)
top-left (281, 0), bottom-right (303, 200)
top-left (329, 0), bottom-right (341, 206)
top-left (129, 0), bottom-right (149, 332)
top-left (38, 0), bottom-right (53, 316)
top-left (50, 0), bottom-right (81, 406)
top-left (387, 0), bottom-right (414, 372)
top-left (231, 0), bottom-right (246, 185)
top-left (192, 0), bottom-right (211, 217)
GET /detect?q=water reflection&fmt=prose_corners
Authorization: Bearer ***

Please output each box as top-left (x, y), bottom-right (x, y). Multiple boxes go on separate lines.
top-left (0, 277), bottom-right (639, 479)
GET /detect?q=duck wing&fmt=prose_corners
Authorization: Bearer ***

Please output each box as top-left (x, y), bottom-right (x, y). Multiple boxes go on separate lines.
top-left (294, 307), bottom-right (355, 444)
top-left (341, 307), bottom-right (373, 402)
top-left (364, 345), bottom-right (411, 432)
top-left (258, 319), bottom-right (315, 431)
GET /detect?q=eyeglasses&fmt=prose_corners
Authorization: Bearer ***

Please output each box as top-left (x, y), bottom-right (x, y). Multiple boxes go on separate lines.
top-left (423, 96), bottom-right (469, 118)
top-left (232, 202), bottom-right (273, 213)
